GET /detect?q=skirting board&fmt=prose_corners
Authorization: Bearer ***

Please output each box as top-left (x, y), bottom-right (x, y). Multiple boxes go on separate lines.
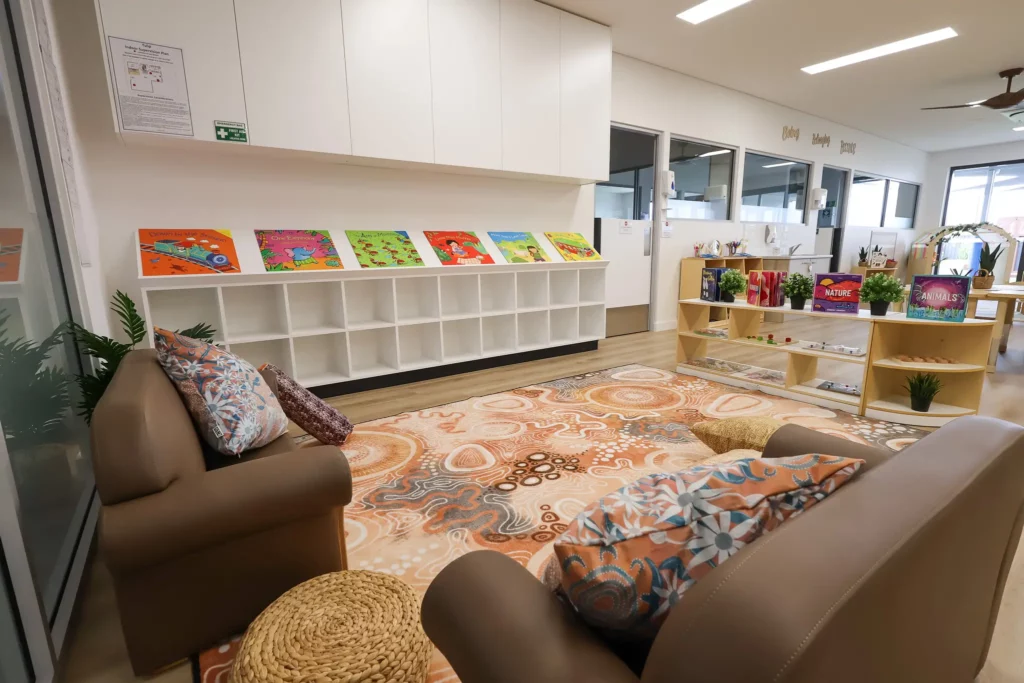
top-left (312, 341), bottom-right (599, 398)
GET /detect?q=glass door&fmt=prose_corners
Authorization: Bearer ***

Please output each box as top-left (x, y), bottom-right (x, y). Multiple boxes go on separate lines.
top-left (0, 545), bottom-right (32, 683)
top-left (820, 166), bottom-right (849, 272)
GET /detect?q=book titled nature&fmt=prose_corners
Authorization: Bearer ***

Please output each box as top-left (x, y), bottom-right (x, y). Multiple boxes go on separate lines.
top-left (138, 229), bottom-right (241, 276)
top-left (346, 231), bottom-right (424, 268)
top-left (907, 275), bottom-right (970, 322)
top-left (424, 231), bottom-right (494, 266)
top-left (487, 232), bottom-right (551, 264)
top-left (256, 230), bottom-right (342, 272)
top-left (544, 232), bottom-right (601, 261)
top-left (812, 273), bottom-right (863, 314)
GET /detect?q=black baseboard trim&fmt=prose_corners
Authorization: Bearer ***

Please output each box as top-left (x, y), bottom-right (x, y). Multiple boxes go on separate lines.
top-left (310, 341), bottom-right (599, 399)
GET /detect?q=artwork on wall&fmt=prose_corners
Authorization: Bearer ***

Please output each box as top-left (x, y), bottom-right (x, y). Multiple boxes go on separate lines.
top-left (488, 232), bottom-right (551, 264)
top-left (907, 275), bottom-right (970, 322)
top-left (139, 229), bottom-right (241, 276)
top-left (346, 230), bottom-right (424, 269)
top-left (0, 228), bottom-right (24, 282)
top-left (544, 232), bottom-right (601, 261)
top-left (256, 230), bottom-right (343, 272)
top-left (423, 231), bottom-right (494, 266)
top-left (812, 273), bottom-right (863, 314)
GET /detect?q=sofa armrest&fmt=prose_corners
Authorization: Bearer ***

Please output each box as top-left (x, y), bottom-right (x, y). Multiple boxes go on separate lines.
top-left (101, 445), bottom-right (350, 573)
top-left (422, 551), bottom-right (639, 683)
top-left (763, 423), bottom-right (891, 471)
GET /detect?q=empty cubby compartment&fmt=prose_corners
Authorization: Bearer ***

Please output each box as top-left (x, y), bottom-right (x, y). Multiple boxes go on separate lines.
top-left (348, 327), bottom-right (400, 375)
top-left (292, 333), bottom-right (349, 385)
top-left (344, 279), bottom-right (396, 327)
top-left (399, 322), bottom-right (443, 369)
top-left (396, 276), bottom-right (441, 322)
top-left (440, 274), bottom-right (480, 317)
top-left (480, 273), bottom-right (516, 312)
top-left (550, 307), bottom-right (579, 343)
top-left (517, 310), bottom-right (549, 349)
top-left (229, 338), bottom-right (293, 376)
top-left (146, 288), bottom-right (223, 341)
top-left (442, 318), bottom-right (482, 361)
top-left (549, 270), bottom-right (579, 306)
top-left (579, 304), bottom-right (606, 339)
top-left (516, 271), bottom-right (549, 309)
top-left (221, 285), bottom-right (288, 341)
top-left (579, 269), bottom-right (606, 304)
top-left (287, 281), bottom-right (345, 334)
top-left (482, 314), bottom-right (516, 355)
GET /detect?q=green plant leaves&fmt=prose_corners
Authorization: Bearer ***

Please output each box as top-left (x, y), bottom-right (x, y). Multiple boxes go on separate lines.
top-left (111, 290), bottom-right (146, 346)
top-left (904, 372), bottom-right (942, 401)
top-left (860, 273), bottom-right (905, 304)
top-left (175, 323), bottom-right (216, 342)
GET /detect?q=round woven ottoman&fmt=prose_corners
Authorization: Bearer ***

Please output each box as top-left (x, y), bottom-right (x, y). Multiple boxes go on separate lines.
top-left (231, 571), bottom-right (433, 683)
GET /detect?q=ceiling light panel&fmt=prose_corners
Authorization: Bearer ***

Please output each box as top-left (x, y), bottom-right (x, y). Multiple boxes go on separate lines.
top-left (802, 28), bottom-right (958, 75)
top-left (763, 162), bottom-right (796, 168)
top-left (1015, 126), bottom-right (1024, 132)
top-left (677, 0), bottom-right (753, 25)
top-left (699, 149), bottom-right (732, 157)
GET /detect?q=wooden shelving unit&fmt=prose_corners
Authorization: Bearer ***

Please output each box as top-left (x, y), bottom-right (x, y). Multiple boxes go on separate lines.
top-left (851, 265), bottom-right (898, 278)
top-left (680, 256), bottom-right (763, 322)
top-left (676, 298), bottom-right (994, 426)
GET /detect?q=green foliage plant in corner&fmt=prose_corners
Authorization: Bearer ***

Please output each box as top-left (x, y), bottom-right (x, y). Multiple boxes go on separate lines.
top-left (905, 372), bottom-right (942, 413)
top-left (717, 269), bottom-right (747, 302)
top-left (68, 290), bottom-right (216, 423)
top-left (0, 311), bottom-right (69, 451)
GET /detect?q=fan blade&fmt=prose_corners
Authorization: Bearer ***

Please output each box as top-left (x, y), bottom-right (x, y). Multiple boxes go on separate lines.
top-left (921, 104), bottom-right (973, 110)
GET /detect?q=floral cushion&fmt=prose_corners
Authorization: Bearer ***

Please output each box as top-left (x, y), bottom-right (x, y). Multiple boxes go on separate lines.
top-left (154, 328), bottom-right (289, 456)
top-left (258, 363), bottom-right (353, 445)
top-left (553, 454), bottom-right (864, 638)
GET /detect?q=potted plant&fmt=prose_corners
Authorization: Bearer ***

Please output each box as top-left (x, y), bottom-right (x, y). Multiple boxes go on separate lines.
top-left (781, 272), bottom-right (813, 310)
top-left (857, 247), bottom-right (869, 267)
top-left (973, 241), bottom-right (1004, 290)
top-left (717, 269), bottom-right (747, 303)
top-left (860, 273), bottom-right (905, 316)
top-left (904, 372), bottom-right (942, 413)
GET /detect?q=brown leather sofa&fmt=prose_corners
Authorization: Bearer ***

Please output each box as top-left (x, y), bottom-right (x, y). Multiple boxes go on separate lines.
top-left (91, 350), bottom-right (352, 675)
top-left (423, 417), bottom-right (1024, 683)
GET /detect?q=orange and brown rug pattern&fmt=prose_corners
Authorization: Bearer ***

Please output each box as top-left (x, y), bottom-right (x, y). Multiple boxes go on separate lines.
top-left (196, 364), bottom-right (926, 682)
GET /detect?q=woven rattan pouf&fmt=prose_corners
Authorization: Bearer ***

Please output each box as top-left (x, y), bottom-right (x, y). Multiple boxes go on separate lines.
top-left (231, 571), bottom-right (433, 683)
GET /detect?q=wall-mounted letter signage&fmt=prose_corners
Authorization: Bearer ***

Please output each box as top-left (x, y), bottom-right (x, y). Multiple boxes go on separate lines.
top-left (840, 140), bottom-right (857, 155)
top-left (782, 126), bottom-right (800, 142)
top-left (812, 133), bottom-right (831, 148)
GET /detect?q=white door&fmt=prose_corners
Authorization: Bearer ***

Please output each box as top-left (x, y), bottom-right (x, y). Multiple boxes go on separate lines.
top-left (595, 219), bottom-right (652, 335)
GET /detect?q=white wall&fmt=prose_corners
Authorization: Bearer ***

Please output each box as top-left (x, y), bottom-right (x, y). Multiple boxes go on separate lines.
top-left (610, 55), bottom-right (930, 330)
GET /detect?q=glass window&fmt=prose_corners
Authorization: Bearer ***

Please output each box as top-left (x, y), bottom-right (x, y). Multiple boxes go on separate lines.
top-left (666, 138), bottom-right (733, 220)
top-left (884, 181), bottom-right (919, 229)
top-left (596, 127), bottom-right (657, 221)
top-left (848, 174), bottom-right (919, 229)
top-left (739, 152), bottom-right (808, 224)
top-left (945, 162), bottom-right (1024, 228)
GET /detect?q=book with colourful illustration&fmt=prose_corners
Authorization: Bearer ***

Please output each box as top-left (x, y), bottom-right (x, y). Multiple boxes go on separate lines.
top-left (907, 275), bottom-right (970, 322)
top-left (256, 230), bottom-right (342, 272)
top-left (0, 228), bottom-right (24, 283)
top-left (487, 232), bottom-right (551, 264)
top-left (345, 231), bottom-right (424, 269)
top-left (423, 231), bottom-right (494, 266)
top-left (544, 232), bottom-right (601, 261)
top-left (746, 270), bottom-right (761, 306)
top-left (139, 229), bottom-right (241, 276)
top-left (812, 273), bottom-right (863, 314)
top-left (701, 267), bottom-right (727, 302)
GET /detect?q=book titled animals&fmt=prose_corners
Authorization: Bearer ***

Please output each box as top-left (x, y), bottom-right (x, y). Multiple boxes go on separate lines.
top-left (812, 274), bottom-right (863, 314)
top-left (346, 231), bottom-right (424, 269)
top-left (256, 230), bottom-right (342, 272)
top-left (907, 275), bottom-right (970, 322)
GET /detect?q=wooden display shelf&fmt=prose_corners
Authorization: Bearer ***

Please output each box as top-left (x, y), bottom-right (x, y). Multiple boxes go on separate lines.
top-left (872, 358), bottom-right (984, 373)
top-left (680, 256), bottom-right (764, 322)
top-left (851, 265), bottom-right (898, 276)
top-left (788, 382), bottom-right (861, 407)
top-left (678, 331), bottom-right (866, 365)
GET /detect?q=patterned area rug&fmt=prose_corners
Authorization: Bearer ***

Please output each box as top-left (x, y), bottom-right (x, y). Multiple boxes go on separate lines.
top-left (195, 364), bottom-right (927, 682)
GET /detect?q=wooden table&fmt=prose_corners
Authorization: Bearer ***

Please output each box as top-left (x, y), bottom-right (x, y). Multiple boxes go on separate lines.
top-left (965, 285), bottom-right (1024, 371)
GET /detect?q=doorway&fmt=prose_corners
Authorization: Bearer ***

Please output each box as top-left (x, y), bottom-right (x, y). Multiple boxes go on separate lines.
top-left (820, 166), bottom-right (850, 272)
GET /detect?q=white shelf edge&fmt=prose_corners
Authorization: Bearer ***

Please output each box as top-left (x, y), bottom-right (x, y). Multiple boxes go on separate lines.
top-left (291, 326), bottom-right (347, 338)
top-left (397, 316), bottom-right (441, 326)
top-left (480, 309), bottom-right (516, 317)
top-left (443, 353), bottom-right (483, 364)
top-left (227, 332), bottom-right (291, 344)
top-left (347, 320), bottom-right (397, 331)
top-left (441, 312), bottom-right (481, 321)
top-left (400, 358), bottom-right (443, 371)
top-left (299, 373), bottom-right (350, 387)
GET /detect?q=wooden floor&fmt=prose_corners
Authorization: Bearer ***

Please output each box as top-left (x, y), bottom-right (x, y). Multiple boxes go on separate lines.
top-left (59, 319), bottom-right (1024, 683)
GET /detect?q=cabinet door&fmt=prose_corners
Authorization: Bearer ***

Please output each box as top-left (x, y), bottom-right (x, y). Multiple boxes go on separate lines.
top-left (500, 0), bottom-right (560, 176)
top-left (428, 0), bottom-right (502, 170)
top-left (559, 12), bottom-right (611, 181)
top-left (341, 0), bottom-right (434, 163)
top-left (97, 0), bottom-right (246, 142)
top-left (235, 0), bottom-right (351, 154)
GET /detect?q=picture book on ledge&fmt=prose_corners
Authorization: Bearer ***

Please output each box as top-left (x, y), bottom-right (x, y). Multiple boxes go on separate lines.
top-left (424, 231), bottom-right (494, 266)
top-left (346, 230), bottom-right (424, 269)
top-left (701, 267), bottom-right (727, 302)
top-left (256, 230), bottom-right (342, 272)
top-left (907, 275), bottom-right (970, 322)
top-left (813, 273), bottom-right (862, 314)
top-left (138, 229), bottom-right (241, 276)
top-left (544, 232), bottom-right (601, 261)
top-left (488, 232), bottom-right (551, 263)
top-left (746, 270), bottom-right (786, 307)
top-left (0, 228), bottom-right (24, 283)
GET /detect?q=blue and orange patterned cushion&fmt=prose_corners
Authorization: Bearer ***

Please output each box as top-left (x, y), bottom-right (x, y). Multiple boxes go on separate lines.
top-left (154, 328), bottom-right (289, 456)
top-left (553, 454), bottom-right (864, 638)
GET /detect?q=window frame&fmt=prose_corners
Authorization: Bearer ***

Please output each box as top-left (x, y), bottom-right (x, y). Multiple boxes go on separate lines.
top-left (666, 135), bottom-right (737, 222)
top-left (848, 172), bottom-right (920, 230)
top-left (740, 149), bottom-right (812, 225)
top-left (941, 158), bottom-right (1024, 226)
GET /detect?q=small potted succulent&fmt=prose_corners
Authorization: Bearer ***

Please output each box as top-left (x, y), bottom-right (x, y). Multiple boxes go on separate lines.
top-left (857, 246), bottom-right (869, 267)
top-left (860, 273), bottom-right (905, 316)
top-left (905, 372), bottom-right (942, 413)
top-left (718, 269), bottom-right (747, 303)
top-left (781, 272), bottom-right (814, 310)
top-left (973, 241), bottom-right (1004, 290)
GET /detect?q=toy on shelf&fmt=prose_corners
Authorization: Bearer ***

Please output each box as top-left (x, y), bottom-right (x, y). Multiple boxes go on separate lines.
top-left (694, 327), bottom-right (728, 339)
top-left (816, 380), bottom-right (862, 397)
top-left (799, 341), bottom-right (866, 356)
top-left (894, 354), bottom-right (958, 365)
top-left (742, 334), bottom-right (795, 346)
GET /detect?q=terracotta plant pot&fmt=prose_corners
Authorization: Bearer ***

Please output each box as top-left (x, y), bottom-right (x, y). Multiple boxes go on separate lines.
top-left (721, 292), bottom-right (735, 303)
top-left (869, 300), bottom-right (890, 316)
top-left (910, 395), bottom-right (933, 413)
top-left (790, 297), bottom-right (806, 310)
top-left (858, 261), bottom-right (868, 267)
top-left (973, 270), bottom-right (995, 290)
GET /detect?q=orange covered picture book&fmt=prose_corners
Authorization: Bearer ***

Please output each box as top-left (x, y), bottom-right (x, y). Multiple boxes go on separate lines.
top-left (0, 228), bottom-right (24, 282)
top-left (139, 229), bottom-right (241, 276)
top-left (424, 231), bottom-right (494, 266)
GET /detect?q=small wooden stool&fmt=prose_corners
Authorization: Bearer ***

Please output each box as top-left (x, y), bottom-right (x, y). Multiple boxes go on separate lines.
top-left (231, 571), bottom-right (432, 683)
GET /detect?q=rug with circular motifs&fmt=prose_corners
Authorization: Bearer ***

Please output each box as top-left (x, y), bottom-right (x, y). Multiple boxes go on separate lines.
top-left (194, 364), bottom-right (927, 682)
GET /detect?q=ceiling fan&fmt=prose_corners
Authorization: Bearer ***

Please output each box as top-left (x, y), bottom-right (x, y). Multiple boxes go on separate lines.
top-left (922, 68), bottom-right (1024, 111)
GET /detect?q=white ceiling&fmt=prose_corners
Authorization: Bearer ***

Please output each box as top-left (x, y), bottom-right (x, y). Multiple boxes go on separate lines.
top-left (544, 0), bottom-right (1024, 152)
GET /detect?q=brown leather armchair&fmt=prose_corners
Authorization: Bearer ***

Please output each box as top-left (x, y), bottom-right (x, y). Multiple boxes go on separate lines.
top-left (91, 350), bottom-right (352, 675)
top-left (423, 417), bottom-right (1024, 683)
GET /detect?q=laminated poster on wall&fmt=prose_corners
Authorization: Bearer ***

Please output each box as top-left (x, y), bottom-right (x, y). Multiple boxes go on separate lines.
top-left (345, 231), bottom-right (424, 269)
top-left (256, 230), bottom-right (342, 272)
top-left (0, 228), bottom-right (24, 283)
top-left (106, 38), bottom-right (192, 137)
top-left (812, 273), bottom-right (863, 314)
top-left (138, 229), bottom-right (241, 276)
top-left (488, 232), bottom-right (551, 264)
top-left (423, 231), bottom-right (494, 266)
top-left (907, 275), bottom-right (970, 322)
top-left (544, 232), bottom-right (601, 262)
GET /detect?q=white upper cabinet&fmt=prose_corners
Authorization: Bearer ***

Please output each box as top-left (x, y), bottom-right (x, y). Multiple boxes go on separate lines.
top-left (341, 0), bottom-right (434, 163)
top-left (96, 0), bottom-right (246, 143)
top-left (499, 0), bottom-right (561, 176)
top-left (235, 0), bottom-right (351, 155)
top-left (560, 12), bottom-right (612, 182)
top-left (428, 0), bottom-right (502, 170)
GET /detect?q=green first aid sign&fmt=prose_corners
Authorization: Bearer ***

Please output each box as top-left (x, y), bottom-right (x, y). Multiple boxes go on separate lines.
top-left (214, 120), bottom-right (247, 143)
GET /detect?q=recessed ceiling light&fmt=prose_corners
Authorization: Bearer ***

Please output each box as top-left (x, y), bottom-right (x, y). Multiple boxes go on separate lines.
top-left (699, 149), bottom-right (732, 157)
top-left (763, 162), bottom-right (796, 168)
top-left (801, 27), bottom-right (958, 75)
top-left (677, 0), bottom-right (753, 25)
top-left (1014, 126), bottom-right (1024, 132)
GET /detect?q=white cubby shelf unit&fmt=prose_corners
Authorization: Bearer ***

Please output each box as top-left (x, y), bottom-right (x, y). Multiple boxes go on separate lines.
top-left (141, 262), bottom-right (607, 389)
